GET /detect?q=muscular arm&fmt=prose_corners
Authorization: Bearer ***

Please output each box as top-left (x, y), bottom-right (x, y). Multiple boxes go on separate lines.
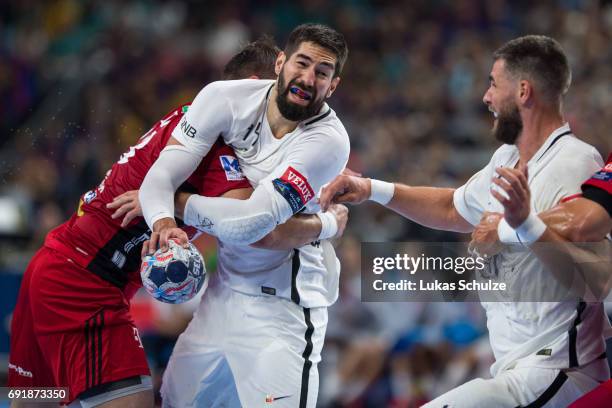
top-left (387, 185), bottom-right (473, 233)
top-left (539, 197), bottom-right (612, 243)
top-left (533, 198), bottom-right (612, 300)
top-left (489, 165), bottom-right (612, 300)
top-left (320, 175), bottom-right (473, 233)
top-left (251, 214), bottom-right (323, 250)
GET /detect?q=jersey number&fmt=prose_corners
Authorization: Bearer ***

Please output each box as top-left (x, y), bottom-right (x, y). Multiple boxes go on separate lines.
top-left (117, 128), bottom-right (157, 164)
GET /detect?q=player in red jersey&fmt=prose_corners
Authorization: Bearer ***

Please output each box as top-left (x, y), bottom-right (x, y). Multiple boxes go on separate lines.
top-left (8, 38), bottom-right (348, 407)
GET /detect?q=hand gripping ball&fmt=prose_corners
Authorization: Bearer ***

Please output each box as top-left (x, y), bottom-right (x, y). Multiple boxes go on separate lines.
top-left (140, 239), bottom-right (206, 304)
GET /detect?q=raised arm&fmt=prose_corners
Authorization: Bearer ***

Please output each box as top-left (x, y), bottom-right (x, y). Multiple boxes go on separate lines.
top-left (319, 175), bottom-right (473, 233)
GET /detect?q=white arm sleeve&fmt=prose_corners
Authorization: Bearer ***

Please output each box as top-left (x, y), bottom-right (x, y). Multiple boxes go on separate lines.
top-left (139, 145), bottom-right (202, 228)
top-left (139, 81), bottom-right (233, 229)
top-left (171, 81), bottom-right (234, 156)
top-left (183, 126), bottom-right (350, 244)
top-left (183, 185), bottom-right (286, 245)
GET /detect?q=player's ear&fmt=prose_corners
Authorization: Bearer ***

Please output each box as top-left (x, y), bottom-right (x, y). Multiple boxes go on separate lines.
top-left (326, 77), bottom-right (341, 98)
top-left (518, 79), bottom-right (532, 106)
top-left (275, 52), bottom-right (286, 76)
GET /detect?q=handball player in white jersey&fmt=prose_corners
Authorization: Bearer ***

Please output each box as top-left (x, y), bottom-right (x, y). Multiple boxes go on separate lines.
top-left (320, 35), bottom-right (608, 407)
top-left (139, 24), bottom-right (350, 407)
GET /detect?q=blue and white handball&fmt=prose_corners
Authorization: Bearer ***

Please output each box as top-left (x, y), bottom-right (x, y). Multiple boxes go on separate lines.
top-left (140, 239), bottom-right (206, 304)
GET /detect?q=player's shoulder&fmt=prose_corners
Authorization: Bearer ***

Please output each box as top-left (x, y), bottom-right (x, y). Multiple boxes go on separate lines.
top-left (540, 134), bottom-right (603, 189)
top-left (554, 134), bottom-right (601, 162)
top-left (539, 135), bottom-right (603, 180)
top-left (490, 143), bottom-right (518, 166)
top-left (203, 78), bottom-right (275, 102)
top-left (301, 106), bottom-right (350, 150)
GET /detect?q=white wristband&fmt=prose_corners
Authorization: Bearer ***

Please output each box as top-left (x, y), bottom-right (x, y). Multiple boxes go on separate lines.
top-left (317, 211), bottom-right (338, 240)
top-left (515, 212), bottom-right (546, 245)
top-left (497, 213), bottom-right (546, 246)
top-left (370, 179), bottom-right (395, 205)
top-left (497, 219), bottom-right (520, 244)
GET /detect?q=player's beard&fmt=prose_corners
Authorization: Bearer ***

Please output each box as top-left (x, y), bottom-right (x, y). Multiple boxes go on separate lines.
top-left (493, 102), bottom-right (523, 145)
top-left (276, 68), bottom-right (324, 122)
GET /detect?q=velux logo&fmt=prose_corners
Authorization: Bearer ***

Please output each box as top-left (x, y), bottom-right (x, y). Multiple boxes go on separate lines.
top-left (282, 167), bottom-right (314, 204)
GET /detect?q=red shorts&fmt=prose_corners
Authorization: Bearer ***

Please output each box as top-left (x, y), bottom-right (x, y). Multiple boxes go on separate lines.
top-left (8, 247), bottom-right (150, 404)
top-left (569, 379), bottom-right (612, 407)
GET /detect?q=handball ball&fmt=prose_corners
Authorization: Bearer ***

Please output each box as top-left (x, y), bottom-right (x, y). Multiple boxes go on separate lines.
top-left (140, 239), bottom-right (206, 304)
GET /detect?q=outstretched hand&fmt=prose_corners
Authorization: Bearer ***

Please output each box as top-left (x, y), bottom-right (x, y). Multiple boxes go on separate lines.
top-left (319, 174), bottom-right (371, 211)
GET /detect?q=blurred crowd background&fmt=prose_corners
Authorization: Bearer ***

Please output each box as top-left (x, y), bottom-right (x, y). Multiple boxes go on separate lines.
top-left (1, 0), bottom-right (611, 406)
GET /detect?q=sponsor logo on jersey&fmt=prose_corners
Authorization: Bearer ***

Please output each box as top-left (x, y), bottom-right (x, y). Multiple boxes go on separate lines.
top-left (219, 155), bottom-right (245, 181)
top-left (83, 190), bottom-right (97, 204)
top-left (111, 250), bottom-right (127, 269)
top-left (592, 170), bottom-right (611, 181)
top-left (265, 394), bottom-right (291, 404)
top-left (8, 363), bottom-right (33, 378)
top-left (179, 116), bottom-right (197, 138)
top-left (124, 232), bottom-right (150, 253)
top-left (272, 167), bottom-right (314, 214)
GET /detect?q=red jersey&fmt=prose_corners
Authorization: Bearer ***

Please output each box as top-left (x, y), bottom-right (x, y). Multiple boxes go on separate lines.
top-left (579, 152), bottom-right (612, 218)
top-left (43, 105), bottom-right (251, 294)
top-left (582, 153), bottom-right (612, 195)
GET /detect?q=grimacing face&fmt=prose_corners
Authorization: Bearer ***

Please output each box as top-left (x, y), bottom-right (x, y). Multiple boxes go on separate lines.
top-left (482, 59), bottom-right (523, 144)
top-left (274, 41), bottom-right (340, 122)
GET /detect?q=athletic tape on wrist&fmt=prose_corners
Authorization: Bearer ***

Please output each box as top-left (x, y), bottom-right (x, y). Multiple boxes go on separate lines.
top-left (317, 211), bottom-right (338, 240)
top-left (370, 179), bottom-right (395, 205)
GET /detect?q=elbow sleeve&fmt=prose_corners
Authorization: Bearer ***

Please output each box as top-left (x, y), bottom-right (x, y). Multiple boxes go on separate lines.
top-left (183, 186), bottom-right (286, 245)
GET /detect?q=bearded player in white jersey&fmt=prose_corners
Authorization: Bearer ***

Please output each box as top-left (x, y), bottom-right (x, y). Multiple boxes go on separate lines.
top-left (320, 35), bottom-right (608, 407)
top-left (139, 24), bottom-right (350, 407)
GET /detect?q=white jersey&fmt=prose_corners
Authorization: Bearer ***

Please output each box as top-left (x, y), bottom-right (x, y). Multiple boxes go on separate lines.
top-left (453, 124), bottom-right (608, 376)
top-left (172, 79), bottom-right (350, 308)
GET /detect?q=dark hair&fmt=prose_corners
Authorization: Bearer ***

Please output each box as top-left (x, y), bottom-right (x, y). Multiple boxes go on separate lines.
top-left (493, 35), bottom-right (571, 103)
top-left (223, 35), bottom-right (280, 80)
top-left (284, 23), bottom-right (348, 77)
